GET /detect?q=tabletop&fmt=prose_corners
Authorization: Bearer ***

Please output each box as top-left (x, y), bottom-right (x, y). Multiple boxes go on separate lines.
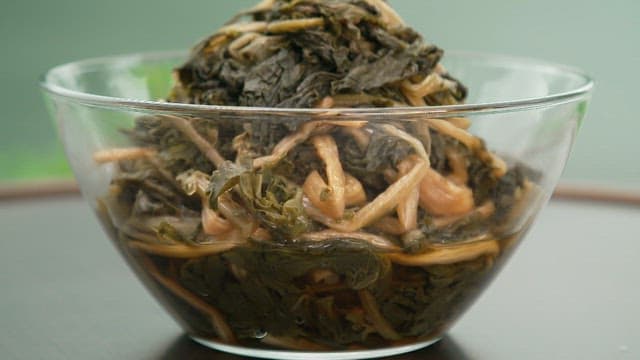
top-left (1, 195), bottom-right (638, 359)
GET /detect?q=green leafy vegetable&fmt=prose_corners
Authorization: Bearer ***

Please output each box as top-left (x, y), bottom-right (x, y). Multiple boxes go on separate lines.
top-left (178, 240), bottom-right (391, 344)
top-left (209, 162), bottom-right (312, 240)
top-left (168, 0), bottom-right (466, 108)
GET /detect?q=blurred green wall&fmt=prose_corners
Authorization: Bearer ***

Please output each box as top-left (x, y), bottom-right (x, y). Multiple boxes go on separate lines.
top-left (1, 0), bottom-right (638, 186)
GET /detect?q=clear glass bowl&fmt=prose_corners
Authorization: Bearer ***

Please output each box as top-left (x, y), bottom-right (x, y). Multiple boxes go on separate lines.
top-left (41, 51), bottom-right (592, 360)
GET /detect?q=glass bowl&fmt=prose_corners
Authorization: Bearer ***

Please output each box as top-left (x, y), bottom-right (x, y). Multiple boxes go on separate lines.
top-left (41, 50), bottom-right (592, 360)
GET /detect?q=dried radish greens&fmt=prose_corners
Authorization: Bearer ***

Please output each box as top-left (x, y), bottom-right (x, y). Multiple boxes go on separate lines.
top-left (96, 0), bottom-right (537, 350)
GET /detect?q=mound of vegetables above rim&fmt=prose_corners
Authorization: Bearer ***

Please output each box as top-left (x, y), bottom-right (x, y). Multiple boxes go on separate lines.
top-left (94, 0), bottom-right (538, 350)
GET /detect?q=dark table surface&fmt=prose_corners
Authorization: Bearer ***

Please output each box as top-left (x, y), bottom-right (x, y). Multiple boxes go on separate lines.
top-left (1, 195), bottom-right (638, 359)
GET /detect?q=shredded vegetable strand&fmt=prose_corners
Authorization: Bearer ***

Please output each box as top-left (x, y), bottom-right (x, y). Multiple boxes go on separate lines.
top-left (305, 135), bottom-right (346, 219)
top-left (414, 121), bottom-right (431, 155)
top-left (217, 193), bottom-right (256, 238)
top-left (432, 201), bottom-right (495, 228)
top-left (202, 34), bottom-right (230, 54)
top-left (254, 120), bottom-right (366, 168)
top-left (380, 125), bottom-right (430, 164)
top-left (425, 118), bottom-right (480, 150)
top-left (161, 115), bottom-right (226, 168)
top-left (358, 289), bottom-right (401, 340)
top-left (446, 117), bottom-right (471, 129)
top-left (227, 32), bottom-right (260, 60)
top-left (309, 157), bottom-right (428, 232)
top-left (445, 149), bottom-right (469, 186)
top-left (93, 147), bottom-right (155, 163)
top-left (94, 148), bottom-right (182, 192)
top-left (396, 156), bottom-right (421, 232)
top-left (244, 0), bottom-right (276, 14)
top-left (202, 206), bottom-right (233, 235)
top-left (419, 167), bottom-right (475, 217)
top-left (266, 17), bottom-right (325, 33)
top-left (300, 230), bottom-right (401, 252)
top-left (371, 216), bottom-right (406, 236)
top-left (315, 96), bottom-right (335, 109)
top-left (218, 21), bottom-right (268, 35)
top-left (426, 118), bottom-right (507, 177)
top-left (129, 238), bottom-right (241, 258)
top-left (176, 171), bottom-right (234, 236)
top-left (219, 17), bottom-right (325, 35)
top-left (388, 240), bottom-right (500, 266)
top-left (403, 91), bottom-right (426, 106)
top-left (139, 257), bottom-right (236, 343)
top-left (401, 74), bottom-right (459, 106)
top-left (339, 158), bottom-right (427, 231)
top-left (401, 75), bottom-right (437, 103)
top-left (344, 173), bottom-right (367, 206)
top-left (253, 121), bottom-right (320, 168)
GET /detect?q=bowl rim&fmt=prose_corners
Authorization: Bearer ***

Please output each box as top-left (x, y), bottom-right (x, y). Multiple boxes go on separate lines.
top-left (40, 49), bottom-right (594, 117)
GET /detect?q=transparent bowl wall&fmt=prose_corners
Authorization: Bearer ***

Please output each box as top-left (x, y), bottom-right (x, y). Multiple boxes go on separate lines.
top-left (42, 51), bottom-right (592, 360)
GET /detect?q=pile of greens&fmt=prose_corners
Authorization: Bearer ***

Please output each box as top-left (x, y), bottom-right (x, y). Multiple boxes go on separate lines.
top-left (96, 0), bottom-right (533, 350)
top-left (168, 0), bottom-right (467, 108)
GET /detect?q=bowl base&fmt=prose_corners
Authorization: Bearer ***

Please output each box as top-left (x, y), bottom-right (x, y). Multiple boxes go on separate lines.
top-left (191, 336), bottom-right (441, 360)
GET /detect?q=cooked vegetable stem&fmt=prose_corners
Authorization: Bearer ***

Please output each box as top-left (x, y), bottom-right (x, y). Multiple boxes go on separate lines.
top-left (432, 201), bottom-right (495, 228)
top-left (217, 193), bottom-right (256, 238)
top-left (139, 257), bottom-right (236, 343)
top-left (306, 157), bottom-right (428, 232)
top-left (445, 149), bottom-right (469, 186)
top-left (447, 117), bottom-right (471, 129)
top-left (253, 121), bottom-right (320, 168)
top-left (218, 17), bottom-right (324, 36)
top-left (380, 125), bottom-right (430, 164)
top-left (202, 206), bottom-right (233, 235)
top-left (425, 118), bottom-right (480, 150)
top-left (304, 135), bottom-right (346, 219)
top-left (300, 230), bottom-right (400, 252)
top-left (244, 0), bottom-right (276, 14)
top-left (129, 240), bottom-right (240, 258)
top-left (93, 147), bottom-right (155, 163)
top-left (344, 173), bottom-right (367, 206)
top-left (396, 157), bottom-right (420, 232)
top-left (371, 216), bottom-right (406, 236)
top-left (358, 289), bottom-right (401, 340)
top-left (315, 96), bottom-right (335, 109)
top-left (419, 167), bottom-right (474, 216)
top-left (266, 17), bottom-right (325, 33)
top-left (161, 115), bottom-right (226, 168)
top-left (389, 240), bottom-right (500, 266)
top-left (228, 32), bottom-right (261, 60)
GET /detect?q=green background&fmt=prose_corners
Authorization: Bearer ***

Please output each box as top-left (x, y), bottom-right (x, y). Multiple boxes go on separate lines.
top-left (1, 0), bottom-right (638, 186)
